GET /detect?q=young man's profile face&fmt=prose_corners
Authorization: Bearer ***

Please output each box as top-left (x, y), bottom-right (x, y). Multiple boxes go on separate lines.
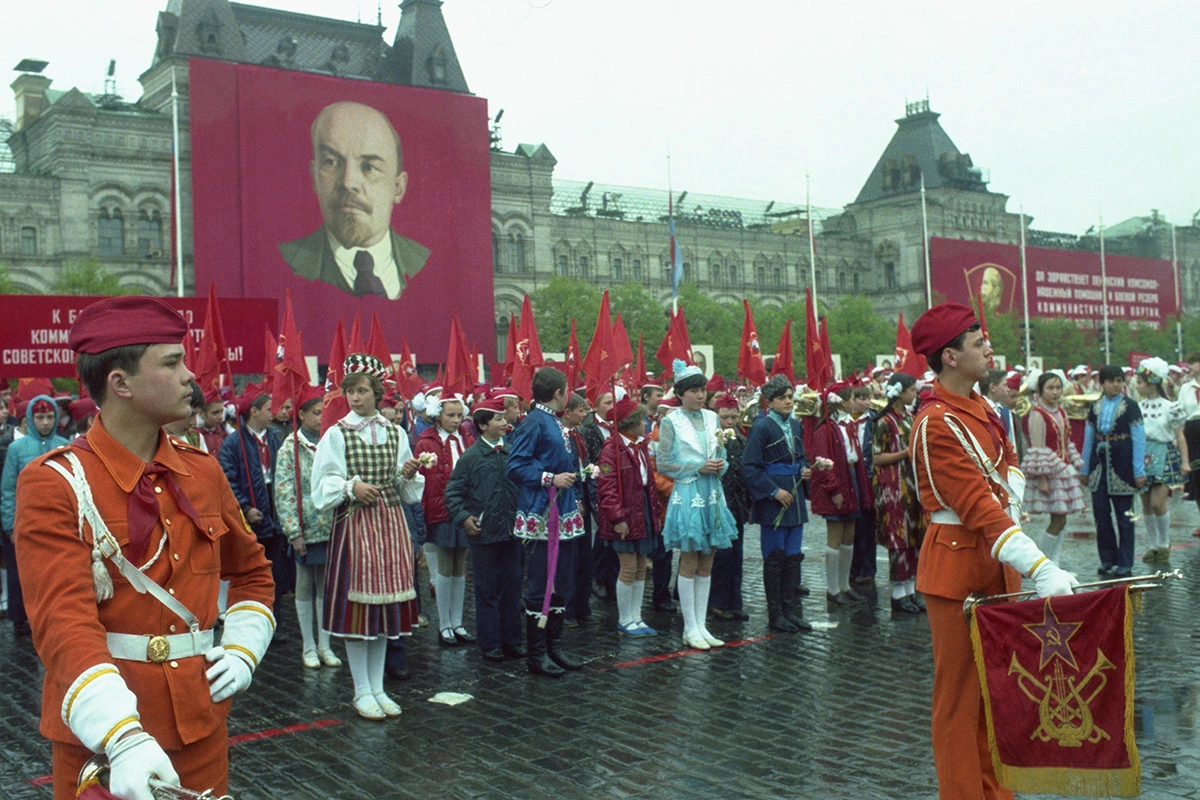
top-left (948, 330), bottom-right (991, 382)
top-left (124, 344), bottom-right (195, 427)
top-left (310, 102), bottom-right (407, 250)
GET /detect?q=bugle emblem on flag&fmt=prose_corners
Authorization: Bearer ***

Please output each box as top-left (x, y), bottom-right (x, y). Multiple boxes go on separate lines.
top-left (970, 586), bottom-right (1140, 797)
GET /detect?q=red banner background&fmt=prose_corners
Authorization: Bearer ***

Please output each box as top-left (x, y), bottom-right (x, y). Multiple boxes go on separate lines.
top-left (188, 58), bottom-right (494, 367)
top-left (931, 237), bottom-right (1178, 329)
top-left (0, 295), bottom-right (277, 379)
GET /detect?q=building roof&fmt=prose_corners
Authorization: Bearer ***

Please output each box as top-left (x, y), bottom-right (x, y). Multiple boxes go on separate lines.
top-left (549, 179), bottom-right (838, 233)
top-left (230, 2), bottom-right (385, 79)
top-left (854, 100), bottom-right (990, 204)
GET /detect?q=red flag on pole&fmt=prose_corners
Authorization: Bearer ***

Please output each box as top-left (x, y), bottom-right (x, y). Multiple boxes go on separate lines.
top-left (634, 334), bottom-right (647, 387)
top-left (445, 310), bottom-right (474, 398)
top-left (612, 312), bottom-right (634, 374)
top-left (737, 299), bottom-right (767, 387)
top-left (510, 296), bottom-right (544, 402)
top-left (194, 284), bottom-right (233, 395)
top-left (261, 326), bottom-right (277, 396)
top-left (503, 313), bottom-right (518, 381)
top-left (320, 318), bottom-right (349, 435)
top-left (565, 318), bottom-right (583, 393)
top-left (819, 315), bottom-right (833, 381)
top-left (347, 312), bottom-right (364, 354)
top-left (366, 312), bottom-right (395, 383)
top-left (582, 290), bottom-right (621, 404)
top-left (271, 291), bottom-right (311, 416)
top-left (894, 312), bottom-right (928, 378)
top-left (770, 318), bottom-right (796, 385)
top-left (656, 305), bottom-right (693, 382)
top-left (396, 336), bottom-right (421, 399)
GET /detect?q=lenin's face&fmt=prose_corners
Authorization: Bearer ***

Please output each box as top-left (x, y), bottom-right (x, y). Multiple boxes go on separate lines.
top-left (311, 102), bottom-right (407, 249)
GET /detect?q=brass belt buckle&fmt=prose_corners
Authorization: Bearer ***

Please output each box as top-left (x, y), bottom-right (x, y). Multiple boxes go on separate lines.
top-left (147, 635), bottom-right (171, 663)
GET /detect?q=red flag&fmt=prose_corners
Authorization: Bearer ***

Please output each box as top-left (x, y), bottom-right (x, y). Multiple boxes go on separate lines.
top-left (272, 291), bottom-right (310, 416)
top-left (396, 336), bottom-right (422, 399)
top-left (581, 290), bottom-right (621, 404)
top-left (737, 299), bottom-right (767, 387)
top-left (445, 310), bottom-right (474, 398)
top-left (656, 305), bottom-right (693, 381)
top-left (320, 318), bottom-right (349, 435)
top-left (819, 316), bottom-right (833, 381)
top-left (612, 312), bottom-right (634, 374)
top-left (182, 324), bottom-right (199, 375)
top-left (261, 326), bottom-right (277, 396)
top-left (366, 312), bottom-right (395, 383)
top-left (565, 318), bottom-right (583, 393)
top-left (510, 295), bottom-right (544, 402)
top-left (894, 312), bottom-right (928, 378)
top-left (503, 313), bottom-right (518, 381)
top-left (976, 291), bottom-right (995, 369)
top-left (347, 311), bottom-right (364, 354)
top-left (770, 318), bottom-right (796, 385)
top-left (634, 334), bottom-right (647, 388)
top-left (194, 284), bottom-right (233, 394)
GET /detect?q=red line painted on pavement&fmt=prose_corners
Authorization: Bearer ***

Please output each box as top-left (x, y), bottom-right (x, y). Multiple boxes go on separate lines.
top-left (27, 719), bottom-right (344, 786)
top-left (604, 635), bottom-right (775, 670)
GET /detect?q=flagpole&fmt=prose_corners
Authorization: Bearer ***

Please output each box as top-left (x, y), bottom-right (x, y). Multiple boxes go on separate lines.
top-left (1172, 224), bottom-right (1183, 361)
top-left (1019, 204), bottom-right (1031, 362)
top-left (668, 151), bottom-right (678, 316)
top-left (921, 172), bottom-right (931, 310)
top-left (807, 173), bottom-right (817, 313)
top-left (1099, 213), bottom-right (1111, 364)
top-left (171, 69), bottom-right (185, 298)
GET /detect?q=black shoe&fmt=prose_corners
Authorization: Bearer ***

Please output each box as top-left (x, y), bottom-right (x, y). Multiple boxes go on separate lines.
top-left (1111, 567), bottom-right (1133, 578)
top-left (728, 609), bottom-right (750, 621)
top-left (439, 628), bottom-right (458, 646)
top-left (826, 591), bottom-right (851, 606)
top-left (385, 666), bottom-right (411, 681)
top-left (796, 584), bottom-right (811, 597)
top-left (784, 612), bottom-right (812, 632)
top-left (482, 648), bottom-right (506, 662)
top-left (654, 601), bottom-right (676, 612)
top-left (526, 613), bottom-right (565, 677)
top-left (502, 643), bottom-right (527, 660)
top-left (546, 610), bottom-right (583, 671)
top-left (891, 596), bottom-right (922, 615)
top-left (1097, 564), bottom-right (1115, 577)
top-left (453, 626), bottom-right (477, 643)
top-left (708, 608), bottom-right (735, 621)
top-left (272, 629), bottom-right (290, 645)
top-left (768, 615), bottom-right (800, 633)
top-left (842, 588), bottom-right (866, 603)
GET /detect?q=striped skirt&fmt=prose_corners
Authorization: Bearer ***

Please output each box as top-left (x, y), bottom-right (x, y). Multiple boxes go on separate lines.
top-left (323, 501), bottom-right (418, 640)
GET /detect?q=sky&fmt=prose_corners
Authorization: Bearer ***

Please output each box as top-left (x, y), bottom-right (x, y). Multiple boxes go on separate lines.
top-left (4, 0), bottom-right (1198, 234)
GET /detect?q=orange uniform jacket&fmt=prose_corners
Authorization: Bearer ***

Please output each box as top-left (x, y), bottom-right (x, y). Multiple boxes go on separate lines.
top-left (911, 381), bottom-right (1023, 601)
top-left (14, 417), bottom-right (275, 750)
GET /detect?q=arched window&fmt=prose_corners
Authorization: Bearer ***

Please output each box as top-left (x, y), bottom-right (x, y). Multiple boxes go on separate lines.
top-left (612, 258), bottom-right (623, 282)
top-left (630, 258), bottom-right (642, 281)
top-left (837, 271), bottom-right (847, 292)
top-left (852, 272), bottom-right (860, 292)
top-left (19, 226), bottom-right (37, 256)
top-left (137, 209), bottom-right (164, 257)
top-left (772, 267), bottom-right (782, 288)
top-left (557, 254), bottom-right (569, 276)
top-left (578, 255), bottom-right (589, 278)
top-left (492, 230), bottom-right (501, 271)
top-left (505, 231), bottom-right (525, 273)
top-left (98, 207), bottom-right (124, 256)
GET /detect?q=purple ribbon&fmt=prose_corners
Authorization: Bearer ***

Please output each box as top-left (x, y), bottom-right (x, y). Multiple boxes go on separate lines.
top-left (540, 486), bottom-right (560, 621)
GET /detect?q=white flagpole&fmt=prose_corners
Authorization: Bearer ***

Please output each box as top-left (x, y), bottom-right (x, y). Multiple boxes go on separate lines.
top-left (171, 69), bottom-right (185, 298)
top-left (1020, 204), bottom-right (1031, 361)
top-left (807, 173), bottom-right (817, 313)
top-left (667, 151), bottom-right (677, 317)
top-left (921, 172), bottom-right (932, 309)
top-left (1099, 214), bottom-right (1110, 364)
top-left (1173, 224), bottom-right (1183, 360)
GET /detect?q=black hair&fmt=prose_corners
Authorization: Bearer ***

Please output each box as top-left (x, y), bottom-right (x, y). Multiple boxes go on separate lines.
top-left (616, 406), bottom-right (647, 433)
top-left (639, 384), bottom-right (664, 403)
top-left (76, 344), bottom-right (152, 406)
top-left (1188, 352), bottom-right (1200, 364)
top-left (299, 396), bottom-right (323, 415)
top-left (927, 323), bottom-right (982, 374)
top-left (472, 407), bottom-right (499, 430)
top-left (673, 371), bottom-right (707, 396)
top-left (565, 392), bottom-right (590, 412)
top-left (762, 374), bottom-right (793, 403)
top-left (980, 368), bottom-right (1007, 396)
top-left (1097, 365), bottom-right (1124, 384)
top-left (886, 372), bottom-right (917, 399)
top-left (188, 381), bottom-right (205, 410)
top-left (532, 367), bottom-right (567, 403)
top-left (1036, 371), bottom-right (1063, 396)
top-left (241, 392), bottom-right (271, 419)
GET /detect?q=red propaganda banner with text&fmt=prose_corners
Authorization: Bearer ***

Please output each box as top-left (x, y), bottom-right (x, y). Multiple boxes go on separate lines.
top-left (930, 237), bottom-right (1178, 330)
top-left (971, 587), bottom-right (1139, 797)
top-left (188, 57), bottom-right (494, 367)
top-left (0, 295), bottom-right (277, 379)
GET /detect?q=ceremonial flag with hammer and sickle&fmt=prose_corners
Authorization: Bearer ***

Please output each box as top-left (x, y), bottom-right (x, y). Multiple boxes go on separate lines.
top-left (970, 586), bottom-right (1140, 797)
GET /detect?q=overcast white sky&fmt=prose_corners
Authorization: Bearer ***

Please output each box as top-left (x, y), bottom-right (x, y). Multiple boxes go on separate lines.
top-left (5, 0), bottom-right (1197, 234)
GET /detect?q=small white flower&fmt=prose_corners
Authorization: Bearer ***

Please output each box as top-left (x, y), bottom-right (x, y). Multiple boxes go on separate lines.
top-left (582, 463), bottom-right (600, 479)
top-left (418, 452), bottom-right (438, 468)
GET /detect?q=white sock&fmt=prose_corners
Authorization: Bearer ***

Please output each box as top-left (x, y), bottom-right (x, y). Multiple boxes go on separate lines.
top-left (891, 583), bottom-right (907, 600)
top-left (434, 573), bottom-right (452, 631)
top-left (1041, 532), bottom-right (1062, 562)
top-left (316, 587), bottom-right (331, 651)
top-left (678, 576), bottom-right (697, 635)
top-left (616, 580), bottom-right (634, 627)
top-left (450, 574), bottom-right (466, 629)
top-left (631, 579), bottom-right (646, 624)
top-left (839, 545), bottom-right (854, 593)
top-left (295, 598), bottom-right (316, 653)
top-left (367, 635), bottom-right (388, 695)
top-left (694, 575), bottom-right (713, 632)
top-left (904, 577), bottom-right (916, 596)
top-left (1158, 513), bottom-right (1171, 550)
top-left (824, 547), bottom-right (840, 596)
top-left (345, 639), bottom-right (371, 699)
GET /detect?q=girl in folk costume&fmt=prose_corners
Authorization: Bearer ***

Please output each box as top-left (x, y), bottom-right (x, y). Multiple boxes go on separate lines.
top-left (415, 394), bottom-right (477, 646)
top-left (274, 386), bottom-right (341, 670)
top-left (871, 373), bottom-right (927, 615)
top-left (657, 360), bottom-right (737, 651)
top-left (810, 381), bottom-right (875, 606)
top-left (596, 398), bottom-right (661, 637)
top-left (1135, 357), bottom-right (1190, 563)
top-left (312, 354), bottom-right (424, 720)
top-left (1019, 370), bottom-right (1085, 563)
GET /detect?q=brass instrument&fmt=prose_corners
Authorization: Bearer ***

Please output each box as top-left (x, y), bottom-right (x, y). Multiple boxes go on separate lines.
top-left (1061, 392), bottom-right (1100, 421)
top-left (869, 396), bottom-right (888, 412)
top-left (1013, 394), bottom-right (1032, 418)
top-left (962, 569), bottom-right (1182, 620)
top-left (792, 390), bottom-right (821, 418)
top-left (78, 754), bottom-right (234, 800)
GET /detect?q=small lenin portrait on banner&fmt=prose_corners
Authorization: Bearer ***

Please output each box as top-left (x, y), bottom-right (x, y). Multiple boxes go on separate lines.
top-left (278, 101), bottom-right (430, 300)
top-left (964, 261), bottom-right (1018, 316)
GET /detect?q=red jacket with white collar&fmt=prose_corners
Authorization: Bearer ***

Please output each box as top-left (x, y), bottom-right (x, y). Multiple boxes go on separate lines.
top-left (415, 425), bottom-right (474, 525)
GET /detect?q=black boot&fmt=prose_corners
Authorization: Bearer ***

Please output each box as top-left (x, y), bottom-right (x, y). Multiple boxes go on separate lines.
top-left (525, 610), bottom-right (564, 677)
top-left (764, 552), bottom-right (799, 633)
top-left (781, 553), bottom-right (812, 632)
top-left (793, 552), bottom-right (810, 597)
top-left (546, 602), bottom-right (583, 671)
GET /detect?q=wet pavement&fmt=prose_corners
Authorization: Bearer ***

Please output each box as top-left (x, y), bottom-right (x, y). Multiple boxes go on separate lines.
top-left (1, 503), bottom-right (1199, 799)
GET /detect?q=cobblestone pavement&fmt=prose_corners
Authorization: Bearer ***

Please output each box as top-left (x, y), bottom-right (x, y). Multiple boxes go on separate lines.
top-left (1, 502), bottom-right (1198, 799)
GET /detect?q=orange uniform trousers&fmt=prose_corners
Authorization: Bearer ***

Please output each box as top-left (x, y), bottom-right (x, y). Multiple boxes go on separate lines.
top-left (52, 722), bottom-right (228, 800)
top-left (926, 594), bottom-right (1013, 800)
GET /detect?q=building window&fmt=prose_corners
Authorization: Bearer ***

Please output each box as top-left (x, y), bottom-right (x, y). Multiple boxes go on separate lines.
top-left (728, 262), bottom-right (739, 285)
top-left (884, 262), bottom-right (896, 289)
top-left (837, 271), bottom-right (847, 292)
top-left (137, 209), bottom-right (164, 257)
top-left (816, 270), bottom-right (825, 292)
top-left (682, 262), bottom-right (692, 284)
top-left (557, 254), bottom-right (569, 276)
top-left (492, 231), bottom-right (501, 271)
top-left (505, 232), bottom-right (525, 273)
top-left (98, 208), bottom-right (124, 257)
top-left (630, 258), bottom-right (642, 281)
top-left (578, 255), bottom-right (589, 278)
top-left (755, 265), bottom-right (767, 286)
top-left (19, 226), bottom-right (37, 256)
top-left (772, 267), bottom-right (782, 288)
top-left (853, 273), bottom-right (860, 292)
top-left (612, 258), bottom-right (622, 281)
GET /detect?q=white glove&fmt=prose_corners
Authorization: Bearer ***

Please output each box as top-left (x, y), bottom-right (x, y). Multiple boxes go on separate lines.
top-left (107, 731), bottom-right (179, 800)
top-left (992, 528), bottom-right (1078, 598)
top-left (1032, 561), bottom-right (1079, 598)
top-left (205, 646), bottom-right (252, 703)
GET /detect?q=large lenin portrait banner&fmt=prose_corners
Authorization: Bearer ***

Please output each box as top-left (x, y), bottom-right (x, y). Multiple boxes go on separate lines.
top-left (930, 237), bottom-right (1178, 329)
top-left (188, 58), bottom-right (494, 364)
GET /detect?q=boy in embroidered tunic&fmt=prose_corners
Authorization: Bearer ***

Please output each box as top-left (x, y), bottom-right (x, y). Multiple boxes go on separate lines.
top-left (14, 296), bottom-right (275, 800)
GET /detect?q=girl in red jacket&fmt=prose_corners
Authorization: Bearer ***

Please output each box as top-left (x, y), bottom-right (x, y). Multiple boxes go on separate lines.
top-left (597, 398), bottom-right (661, 637)
top-left (810, 381), bottom-right (875, 605)
top-left (415, 395), bottom-right (476, 646)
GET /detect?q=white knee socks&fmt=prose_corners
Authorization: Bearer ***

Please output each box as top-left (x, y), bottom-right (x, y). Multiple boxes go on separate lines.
top-left (678, 576), bottom-right (697, 635)
top-left (630, 579), bottom-right (646, 624)
top-left (1041, 532), bottom-right (1062, 563)
top-left (450, 574), bottom-right (466, 630)
top-left (434, 573), bottom-right (452, 632)
top-left (1156, 512), bottom-right (1171, 551)
top-left (694, 575), bottom-right (713, 631)
top-left (367, 635), bottom-right (387, 696)
top-left (345, 639), bottom-right (371, 699)
top-left (616, 580), bottom-right (635, 626)
top-left (295, 599), bottom-right (316, 653)
top-left (824, 547), bottom-right (840, 595)
top-left (838, 545), bottom-right (854, 593)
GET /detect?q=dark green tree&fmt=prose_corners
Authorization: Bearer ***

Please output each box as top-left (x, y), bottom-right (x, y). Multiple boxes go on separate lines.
top-left (49, 258), bottom-right (126, 296)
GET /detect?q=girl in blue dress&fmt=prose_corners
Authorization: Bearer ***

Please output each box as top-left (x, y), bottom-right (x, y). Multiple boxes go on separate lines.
top-left (657, 360), bottom-right (737, 650)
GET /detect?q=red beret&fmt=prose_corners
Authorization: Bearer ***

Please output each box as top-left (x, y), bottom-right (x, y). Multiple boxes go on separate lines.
top-left (15, 378), bottom-right (55, 403)
top-left (202, 388), bottom-right (223, 406)
top-left (910, 303), bottom-right (977, 358)
top-left (69, 296), bottom-right (189, 355)
top-left (1005, 372), bottom-right (1022, 392)
top-left (658, 396), bottom-right (681, 408)
top-left (236, 383), bottom-right (266, 416)
top-left (30, 398), bottom-right (55, 415)
top-left (487, 387), bottom-right (518, 401)
top-left (606, 396), bottom-right (640, 425)
top-left (705, 373), bottom-right (727, 393)
top-left (14, 400), bottom-right (29, 417)
top-left (712, 393), bottom-right (740, 411)
top-left (474, 397), bottom-right (507, 414)
top-left (67, 398), bottom-right (98, 422)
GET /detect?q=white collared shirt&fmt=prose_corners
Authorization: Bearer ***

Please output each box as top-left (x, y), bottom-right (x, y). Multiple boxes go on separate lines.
top-left (438, 426), bottom-right (466, 469)
top-left (328, 231), bottom-right (401, 300)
